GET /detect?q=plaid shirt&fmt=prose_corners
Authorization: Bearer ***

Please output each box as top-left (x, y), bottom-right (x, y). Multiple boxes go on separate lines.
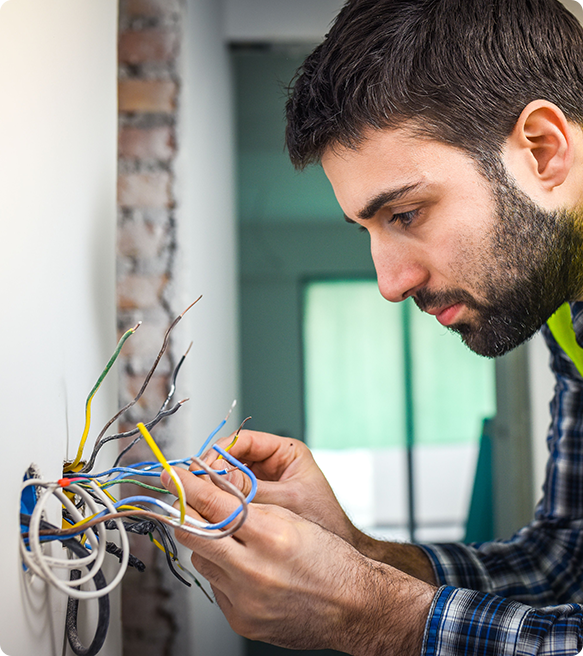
top-left (419, 302), bottom-right (583, 656)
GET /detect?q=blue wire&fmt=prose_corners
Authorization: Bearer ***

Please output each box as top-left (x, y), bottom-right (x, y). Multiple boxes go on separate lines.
top-left (187, 445), bottom-right (257, 530)
top-left (194, 418), bottom-right (226, 459)
top-left (64, 467), bottom-right (162, 480)
top-left (37, 436), bottom-right (257, 543)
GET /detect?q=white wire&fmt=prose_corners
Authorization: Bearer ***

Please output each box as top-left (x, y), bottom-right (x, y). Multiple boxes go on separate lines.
top-left (20, 480), bottom-right (102, 579)
top-left (21, 479), bottom-right (129, 600)
top-left (51, 486), bottom-right (102, 567)
top-left (25, 482), bottom-right (107, 592)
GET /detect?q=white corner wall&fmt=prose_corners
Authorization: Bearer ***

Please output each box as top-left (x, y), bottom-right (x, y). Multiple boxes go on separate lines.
top-left (179, 1), bottom-right (241, 654)
top-left (0, 1), bottom-right (118, 655)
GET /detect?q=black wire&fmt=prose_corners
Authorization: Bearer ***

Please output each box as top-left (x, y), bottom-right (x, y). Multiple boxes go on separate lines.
top-left (81, 400), bottom-right (185, 473)
top-left (104, 518), bottom-right (157, 534)
top-left (85, 300), bottom-right (200, 471)
top-left (108, 348), bottom-right (189, 470)
top-left (148, 519), bottom-right (192, 587)
top-left (105, 541), bottom-right (145, 572)
top-left (20, 514), bottom-right (109, 656)
top-left (66, 568), bottom-right (109, 656)
top-left (112, 435), bottom-right (142, 469)
top-left (159, 346), bottom-right (190, 412)
top-left (105, 515), bottom-right (191, 587)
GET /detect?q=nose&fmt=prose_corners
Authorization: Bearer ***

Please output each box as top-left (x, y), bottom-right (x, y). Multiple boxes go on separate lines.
top-left (370, 235), bottom-right (429, 303)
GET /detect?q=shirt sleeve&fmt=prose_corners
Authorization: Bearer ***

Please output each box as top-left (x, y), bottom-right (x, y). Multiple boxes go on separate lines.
top-left (417, 313), bottom-right (583, 655)
top-left (421, 586), bottom-right (583, 656)
top-left (417, 323), bottom-right (583, 608)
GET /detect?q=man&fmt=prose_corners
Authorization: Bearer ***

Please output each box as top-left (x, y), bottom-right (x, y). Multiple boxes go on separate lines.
top-left (162, 1), bottom-right (583, 653)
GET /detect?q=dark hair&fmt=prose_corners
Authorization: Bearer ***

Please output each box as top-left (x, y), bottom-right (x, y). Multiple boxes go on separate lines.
top-left (286, 0), bottom-right (583, 170)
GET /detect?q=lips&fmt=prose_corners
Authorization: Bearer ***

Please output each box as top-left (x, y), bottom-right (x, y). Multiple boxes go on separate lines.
top-left (427, 303), bottom-right (463, 326)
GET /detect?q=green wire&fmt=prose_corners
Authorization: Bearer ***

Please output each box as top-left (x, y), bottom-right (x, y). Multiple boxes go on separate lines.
top-left (99, 479), bottom-right (170, 494)
top-left (66, 324), bottom-right (140, 472)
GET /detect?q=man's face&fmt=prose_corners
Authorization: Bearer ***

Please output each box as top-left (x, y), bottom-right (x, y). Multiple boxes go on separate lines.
top-left (322, 128), bottom-right (583, 357)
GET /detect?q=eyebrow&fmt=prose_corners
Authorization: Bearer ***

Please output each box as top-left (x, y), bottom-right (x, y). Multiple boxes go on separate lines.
top-left (354, 182), bottom-right (422, 221)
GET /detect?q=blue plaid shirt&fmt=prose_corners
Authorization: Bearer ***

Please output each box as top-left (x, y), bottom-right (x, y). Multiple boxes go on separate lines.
top-left (419, 302), bottom-right (583, 656)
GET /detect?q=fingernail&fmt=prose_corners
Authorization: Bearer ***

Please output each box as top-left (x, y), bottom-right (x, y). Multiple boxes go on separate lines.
top-left (160, 470), bottom-right (170, 487)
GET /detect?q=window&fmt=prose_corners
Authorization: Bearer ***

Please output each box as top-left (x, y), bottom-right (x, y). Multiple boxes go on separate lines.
top-left (303, 279), bottom-right (496, 542)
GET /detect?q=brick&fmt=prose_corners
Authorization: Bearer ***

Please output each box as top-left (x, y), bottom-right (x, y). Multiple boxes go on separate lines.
top-left (123, 0), bottom-right (181, 19)
top-left (118, 79), bottom-right (177, 113)
top-left (117, 273), bottom-right (168, 310)
top-left (118, 220), bottom-right (167, 258)
top-left (117, 318), bottom-right (171, 367)
top-left (125, 373), bottom-right (170, 416)
top-left (119, 30), bottom-right (179, 64)
top-left (118, 172), bottom-right (172, 208)
top-left (117, 434), bottom-right (156, 465)
top-left (119, 125), bottom-right (174, 161)
top-left (122, 580), bottom-right (170, 631)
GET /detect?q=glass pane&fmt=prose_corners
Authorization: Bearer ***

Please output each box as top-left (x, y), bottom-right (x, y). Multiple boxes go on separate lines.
top-left (304, 280), bottom-right (406, 450)
top-left (410, 304), bottom-right (496, 538)
top-left (410, 305), bottom-right (496, 446)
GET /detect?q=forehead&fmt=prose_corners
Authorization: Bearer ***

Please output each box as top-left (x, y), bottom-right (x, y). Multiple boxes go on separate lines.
top-left (321, 128), bottom-right (486, 215)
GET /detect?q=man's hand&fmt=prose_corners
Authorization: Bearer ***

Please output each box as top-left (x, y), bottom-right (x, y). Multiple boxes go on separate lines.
top-left (203, 430), bottom-right (437, 585)
top-left (162, 466), bottom-right (436, 655)
top-left (203, 430), bottom-right (358, 543)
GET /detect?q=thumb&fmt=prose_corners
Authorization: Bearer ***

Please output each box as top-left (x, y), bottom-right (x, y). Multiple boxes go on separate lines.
top-left (160, 469), bottom-right (174, 493)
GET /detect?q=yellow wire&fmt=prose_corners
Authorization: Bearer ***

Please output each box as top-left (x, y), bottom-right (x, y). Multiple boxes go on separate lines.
top-left (69, 504), bottom-right (145, 530)
top-left (137, 422), bottom-right (186, 525)
top-left (216, 416), bottom-right (251, 460)
top-left (151, 536), bottom-right (169, 555)
top-left (65, 324), bottom-right (139, 473)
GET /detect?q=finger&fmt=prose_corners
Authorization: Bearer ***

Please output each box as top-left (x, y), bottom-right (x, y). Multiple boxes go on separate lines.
top-left (218, 430), bottom-right (309, 480)
top-left (190, 549), bottom-right (232, 590)
top-left (161, 466), bottom-right (252, 536)
top-left (189, 440), bottom-right (293, 503)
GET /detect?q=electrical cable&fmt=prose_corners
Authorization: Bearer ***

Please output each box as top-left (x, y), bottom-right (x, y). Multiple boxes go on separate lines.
top-left (194, 399), bottom-right (237, 459)
top-left (83, 298), bottom-right (201, 473)
top-left (66, 565), bottom-right (110, 656)
top-left (136, 422), bottom-right (186, 524)
top-left (20, 298), bottom-right (266, 649)
top-left (65, 323), bottom-right (141, 473)
top-left (21, 480), bottom-right (129, 599)
top-left (106, 343), bottom-right (192, 471)
top-left (82, 399), bottom-right (187, 473)
top-left (160, 342), bottom-right (192, 413)
top-left (29, 454), bottom-right (254, 542)
top-left (20, 514), bottom-right (110, 656)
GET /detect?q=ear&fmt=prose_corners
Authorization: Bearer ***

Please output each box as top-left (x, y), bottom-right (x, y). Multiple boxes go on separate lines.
top-left (504, 100), bottom-right (574, 192)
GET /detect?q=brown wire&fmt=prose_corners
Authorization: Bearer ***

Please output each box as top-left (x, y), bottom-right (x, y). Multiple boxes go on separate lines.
top-left (81, 298), bottom-right (202, 473)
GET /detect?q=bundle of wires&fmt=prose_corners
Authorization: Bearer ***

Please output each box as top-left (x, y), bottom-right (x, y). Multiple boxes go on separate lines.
top-left (19, 300), bottom-right (257, 656)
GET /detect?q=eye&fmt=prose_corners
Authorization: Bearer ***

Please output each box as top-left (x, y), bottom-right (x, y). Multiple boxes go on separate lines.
top-left (391, 209), bottom-right (418, 227)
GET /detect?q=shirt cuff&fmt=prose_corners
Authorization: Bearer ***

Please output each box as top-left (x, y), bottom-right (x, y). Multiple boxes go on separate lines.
top-left (418, 542), bottom-right (492, 589)
top-left (420, 586), bottom-right (528, 656)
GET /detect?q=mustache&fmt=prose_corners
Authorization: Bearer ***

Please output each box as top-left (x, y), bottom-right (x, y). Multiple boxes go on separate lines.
top-left (413, 287), bottom-right (483, 314)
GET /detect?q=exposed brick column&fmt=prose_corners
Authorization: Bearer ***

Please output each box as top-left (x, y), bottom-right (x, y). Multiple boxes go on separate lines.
top-left (117, 1), bottom-right (190, 654)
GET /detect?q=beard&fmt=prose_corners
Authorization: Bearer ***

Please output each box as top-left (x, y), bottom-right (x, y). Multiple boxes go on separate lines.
top-left (413, 162), bottom-right (583, 358)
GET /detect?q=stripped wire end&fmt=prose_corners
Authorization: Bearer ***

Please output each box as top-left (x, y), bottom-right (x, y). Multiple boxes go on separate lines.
top-left (193, 399), bottom-right (237, 459)
top-left (218, 415), bottom-right (252, 460)
top-left (181, 296), bottom-right (202, 318)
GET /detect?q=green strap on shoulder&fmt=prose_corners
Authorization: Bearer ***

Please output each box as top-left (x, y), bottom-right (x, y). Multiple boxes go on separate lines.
top-left (547, 302), bottom-right (583, 378)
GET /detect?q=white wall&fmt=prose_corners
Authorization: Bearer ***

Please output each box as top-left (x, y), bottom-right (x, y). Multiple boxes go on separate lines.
top-left (179, 1), bottom-right (241, 654)
top-left (178, 3), bottom-right (348, 653)
top-left (0, 1), bottom-right (118, 654)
